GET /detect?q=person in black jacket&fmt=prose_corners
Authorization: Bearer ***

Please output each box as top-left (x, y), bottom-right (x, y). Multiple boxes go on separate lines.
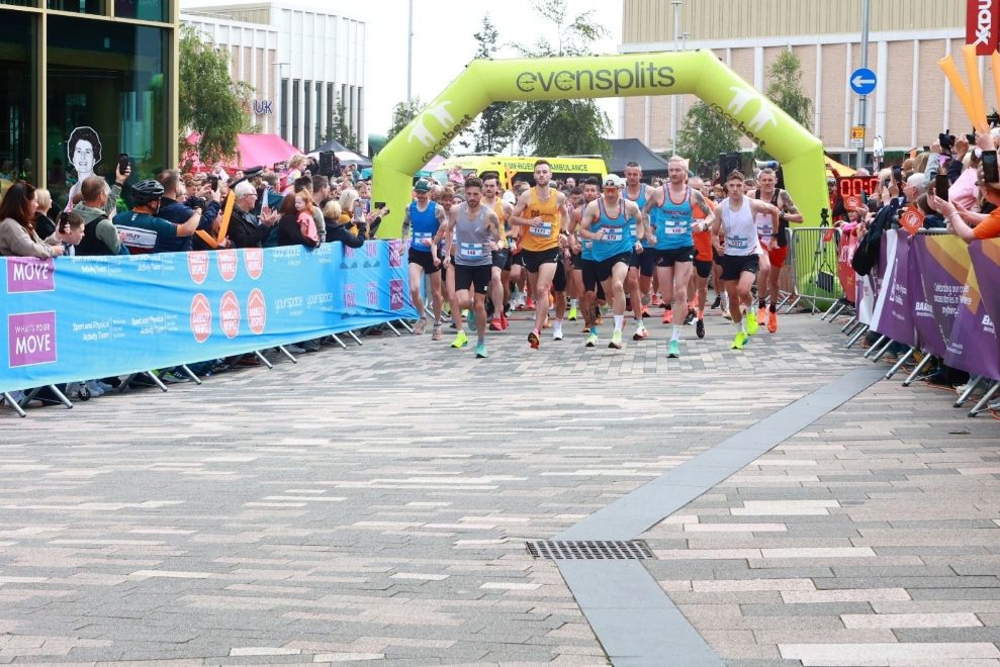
top-left (321, 200), bottom-right (365, 249)
top-left (276, 193), bottom-right (319, 248)
top-left (227, 180), bottom-right (278, 248)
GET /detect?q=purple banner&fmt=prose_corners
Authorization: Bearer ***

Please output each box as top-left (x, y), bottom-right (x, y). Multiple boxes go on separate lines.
top-left (968, 240), bottom-right (1000, 331)
top-left (908, 237), bottom-right (948, 357)
top-left (945, 258), bottom-right (1000, 381)
top-left (872, 230), bottom-right (914, 346)
top-left (6, 257), bottom-right (55, 293)
top-left (911, 234), bottom-right (970, 355)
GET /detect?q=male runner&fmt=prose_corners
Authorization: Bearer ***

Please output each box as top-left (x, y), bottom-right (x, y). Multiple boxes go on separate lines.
top-left (689, 176), bottom-right (716, 339)
top-left (510, 160), bottom-right (570, 349)
top-left (443, 177), bottom-right (501, 359)
top-left (753, 167), bottom-right (802, 332)
top-left (402, 178), bottom-right (446, 336)
top-left (623, 161), bottom-right (655, 341)
top-left (643, 156), bottom-right (712, 358)
top-left (577, 175), bottom-right (644, 350)
top-left (700, 170), bottom-right (781, 350)
top-left (482, 172), bottom-right (514, 331)
top-left (566, 177), bottom-right (602, 343)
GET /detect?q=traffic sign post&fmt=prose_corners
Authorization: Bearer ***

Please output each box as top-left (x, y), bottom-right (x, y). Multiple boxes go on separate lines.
top-left (850, 125), bottom-right (865, 148)
top-left (854, 0), bottom-right (872, 170)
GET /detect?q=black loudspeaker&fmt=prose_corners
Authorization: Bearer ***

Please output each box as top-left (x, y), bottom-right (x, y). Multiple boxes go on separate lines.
top-left (718, 152), bottom-right (740, 182)
top-left (319, 151), bottom-right (336, 176)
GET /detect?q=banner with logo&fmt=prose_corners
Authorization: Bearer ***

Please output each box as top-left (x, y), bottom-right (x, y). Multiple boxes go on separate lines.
top-left (945, 254), bottom-right (1000, 381)
top-left (871, 230), bottom-right (915, 346)
top-left (1, 241), bottom-right (416, 393)
top-left (969, 240), bottom-right (1000, 330)
top-left (907, 235), bottom-right (948, 358)
top-left (911, 234), bottom-right (971, 358)
top-left (968, 0), bottom-right (1000, 55)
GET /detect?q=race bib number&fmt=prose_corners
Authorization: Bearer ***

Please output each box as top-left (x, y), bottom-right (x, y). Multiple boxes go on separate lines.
top-left (665, 225), bottom-right (688, 235)
top-left (727, 234), bottom-right (750, 251)
top-left (459, 242), bottom-right (486, 259)
top-left (600, 225), bottom-right (623, 242)
top-left (530, 222), bottom-right (553, 237)
top-left (413, 231), bottom-right (433, 246)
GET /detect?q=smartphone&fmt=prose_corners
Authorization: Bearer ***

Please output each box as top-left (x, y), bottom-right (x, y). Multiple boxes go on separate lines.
top-left (117, 153), bottom-right (129, 174)
top-left (883, 178), bottom-right (891, 188)
top-left (209, 175), bottom-right (219, 191)
top-left (935, 173), bottom-right (950, 201)
top-left (891, 165), bottom-right (902, 184)
top-left (374, 201), bottom-right (386, 209)
top-left (983, 150), bottom-right (1000, 183)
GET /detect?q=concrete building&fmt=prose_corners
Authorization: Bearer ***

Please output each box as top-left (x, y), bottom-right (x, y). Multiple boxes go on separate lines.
top-left (620, 0), bottom-right (972, 163)
top-left (181, 0), bottom-right (366, 153)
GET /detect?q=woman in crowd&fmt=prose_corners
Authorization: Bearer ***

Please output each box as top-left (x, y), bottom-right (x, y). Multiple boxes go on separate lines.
top-left (276, 192), bottom-right (319, 248)
top-left (0, 181), bottom-right (66, 258)
top-left (33, 188), bottom-right (57, 239)
top-left (323, 200), bottom-right (365, 248)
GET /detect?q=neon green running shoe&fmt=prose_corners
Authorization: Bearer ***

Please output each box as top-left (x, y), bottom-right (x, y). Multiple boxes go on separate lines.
top-left (608, 330), bottom-right (623, 350)
top-left (568, 305), bottom-right (578, 321)
top-left (731, 330), bottom-right (748, 350)
top-left (585, 332), bottom-right (598, 347)
top-left (451, 330), bottom-right (469, 349)
top-left (746, 309), bottom-right (759, 335)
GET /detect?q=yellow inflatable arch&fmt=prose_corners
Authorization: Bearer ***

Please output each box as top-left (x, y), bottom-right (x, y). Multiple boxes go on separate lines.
top-left (373, 49), bottom-right (828, 239)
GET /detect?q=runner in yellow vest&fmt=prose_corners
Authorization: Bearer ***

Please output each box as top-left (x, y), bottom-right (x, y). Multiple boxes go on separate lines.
top-left (509, 160), bottom-right (570, 349)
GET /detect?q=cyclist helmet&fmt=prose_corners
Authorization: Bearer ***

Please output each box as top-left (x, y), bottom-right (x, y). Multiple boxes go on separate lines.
top-left (131, 179), bottom-right (164, 205)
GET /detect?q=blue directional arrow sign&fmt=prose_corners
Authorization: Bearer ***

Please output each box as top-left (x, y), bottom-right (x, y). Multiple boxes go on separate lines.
top-left (850, 68), bottom-right (877, 95)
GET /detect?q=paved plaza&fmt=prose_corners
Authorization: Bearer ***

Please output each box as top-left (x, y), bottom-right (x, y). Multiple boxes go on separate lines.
top-left (1, 305), bottom-right (999, 667)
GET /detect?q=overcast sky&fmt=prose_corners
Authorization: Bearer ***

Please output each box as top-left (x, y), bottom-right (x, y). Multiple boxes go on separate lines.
top-left (351, 0), bottom-right (623, 141)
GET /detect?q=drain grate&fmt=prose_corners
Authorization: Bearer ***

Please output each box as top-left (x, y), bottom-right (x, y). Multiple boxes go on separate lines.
top-left (526, 540), bottom-right (654, 561)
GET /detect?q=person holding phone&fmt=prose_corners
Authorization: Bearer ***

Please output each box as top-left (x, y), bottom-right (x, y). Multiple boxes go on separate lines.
top-left (928, 132), bottom-right (1000, 241)
top-left (155, 169), bottom-right (221, 252)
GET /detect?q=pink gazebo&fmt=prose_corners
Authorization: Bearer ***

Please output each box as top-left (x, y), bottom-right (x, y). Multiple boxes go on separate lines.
top-left (184, 133), bottom-right (303, 172)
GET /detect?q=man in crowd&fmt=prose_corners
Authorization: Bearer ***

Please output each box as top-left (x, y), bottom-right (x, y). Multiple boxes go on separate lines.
top-left (509, 160), bottom-right (570, 349)
top-left (482, 172), bottom-right (514, 332)
top-left (228, 181), bottom-right (280, 248)
top-left (73, 176), bottom-right (127, 256)
top-left (156, 169), bottom-right (222, 252)
top-left (114, 180), bottom-right (200, 254)
top-left (623, 161), bottom-right (655, 341)
top-left (566, 177), bottom-right (603, 345)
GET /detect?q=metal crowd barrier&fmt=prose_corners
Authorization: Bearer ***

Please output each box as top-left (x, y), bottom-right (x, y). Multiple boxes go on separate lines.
top-left (788, 226), bottom-right (842, 315)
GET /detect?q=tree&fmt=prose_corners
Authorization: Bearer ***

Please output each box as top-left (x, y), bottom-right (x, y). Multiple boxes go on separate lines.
top-left (676, 101), bottom-right (743, 179)
top-left (386, 98), bottom-right (424, 143)
top-left (178, 25), bottom-right (255, 165)
top-left (757, 49), bottom-right (814, 159)
top-left (322, 95), bottom-right (360, 153)
top-left (506, 0), bottom-right (612, 157)
top-left (471, 15), bottom-right (513, 153)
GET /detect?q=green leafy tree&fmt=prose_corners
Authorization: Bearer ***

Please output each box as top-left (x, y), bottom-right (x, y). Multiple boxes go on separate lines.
top-left (471, 15), bottom-right (513, 153)
top-left (757, 49), bottom-right (813, 159)
top-left (178, 25), bottom-right (255, 165)
top-left (322, 95), bottom-right (360, 153)
top-left (506, 0), bottom-right (611, 157)
top-left (386, 98), bottom-right (424, 143)
top-left (676, 101), bottom-right (743, 178)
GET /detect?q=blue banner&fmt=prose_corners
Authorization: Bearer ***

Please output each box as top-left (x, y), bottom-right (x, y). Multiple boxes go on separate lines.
top-left (1, 240), bottom-right (417, 392)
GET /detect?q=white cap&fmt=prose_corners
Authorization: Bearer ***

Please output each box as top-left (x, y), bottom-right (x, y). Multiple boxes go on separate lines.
top-left (603, 174), bottom-right (624, 189)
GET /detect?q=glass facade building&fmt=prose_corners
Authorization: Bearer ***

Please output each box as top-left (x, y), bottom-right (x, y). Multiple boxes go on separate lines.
top-left (0, 0), bottom-right (177, 209)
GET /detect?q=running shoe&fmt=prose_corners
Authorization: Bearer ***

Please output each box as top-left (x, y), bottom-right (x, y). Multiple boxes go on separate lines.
top-left (662, 307), bottom-right (673, 324)
top-left (730, 330), bottom-right (748, 350)
top-left (412, 318), bottom-right (427, 335)
top-left (432, 325), bottom-right (443, 341)
top-left (451, 330), bottom-right (469, 348)
top-left (608, 330), bottom-right (623, 349)
top-left (641, 307), bottom-right (650, 318)
top-left (722, 309), bottom-right (733, 321)
top-left (683, 308), bottom-right (697, 325)
top-left (500, 312), bottom-right (509, 330)
top-left (528, 329), bottom-right (540, 349)
top-left (552, 322), bottom-right (564, 340)
top-left (594, 310), bottom-right (603, 325)
top-left (489, 317), bottom-right (503, 331)
top-left (475, 343), bottom-right (488, 359)
top-left (568, 305), bottom-right (578, 321)
top-left (632, 322), bottom-right (648, 340)
top-left (651, 294), bottom-right (663, 306)
top-left (696, 318), bottom-right (705, 339)
top-left (586, 332), bottom-right (599, 347)
top-left (746, 309), bottom-right (759, 335)
top-left (543, 316), bottom-right (551, 329)
top-left (711, 295), bottom-right (722, 309)
top-left (757, 307), bottom-right (767, 325)
top-left (767, 310), bottom-right (778, 334)
top-left (526, 296), bottom-right (535, 310)
top-left (668, 339), bottom-right (681, 358)
top-left (467, 310), bottom-right (476, 329)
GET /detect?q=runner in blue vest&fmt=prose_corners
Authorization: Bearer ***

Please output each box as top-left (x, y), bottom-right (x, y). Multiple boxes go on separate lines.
top-left (623, 161), bottom-right (656, 342)
top-left (577, 175), bottom-right (644, 350)
top-left (402, 179), bottom-right (447, 337)
top-left (643, 156), bottom-right (713, 359)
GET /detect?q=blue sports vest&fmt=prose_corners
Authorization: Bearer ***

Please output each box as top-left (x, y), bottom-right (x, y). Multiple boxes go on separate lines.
top-left (591, 198), bottom-right (634, 262)
top-left (624, 184), bottom-right (652, 248)
top-left (408, 200), bottom-right (439, 253)
top-left (654, 186), bottom-right (694, 250)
